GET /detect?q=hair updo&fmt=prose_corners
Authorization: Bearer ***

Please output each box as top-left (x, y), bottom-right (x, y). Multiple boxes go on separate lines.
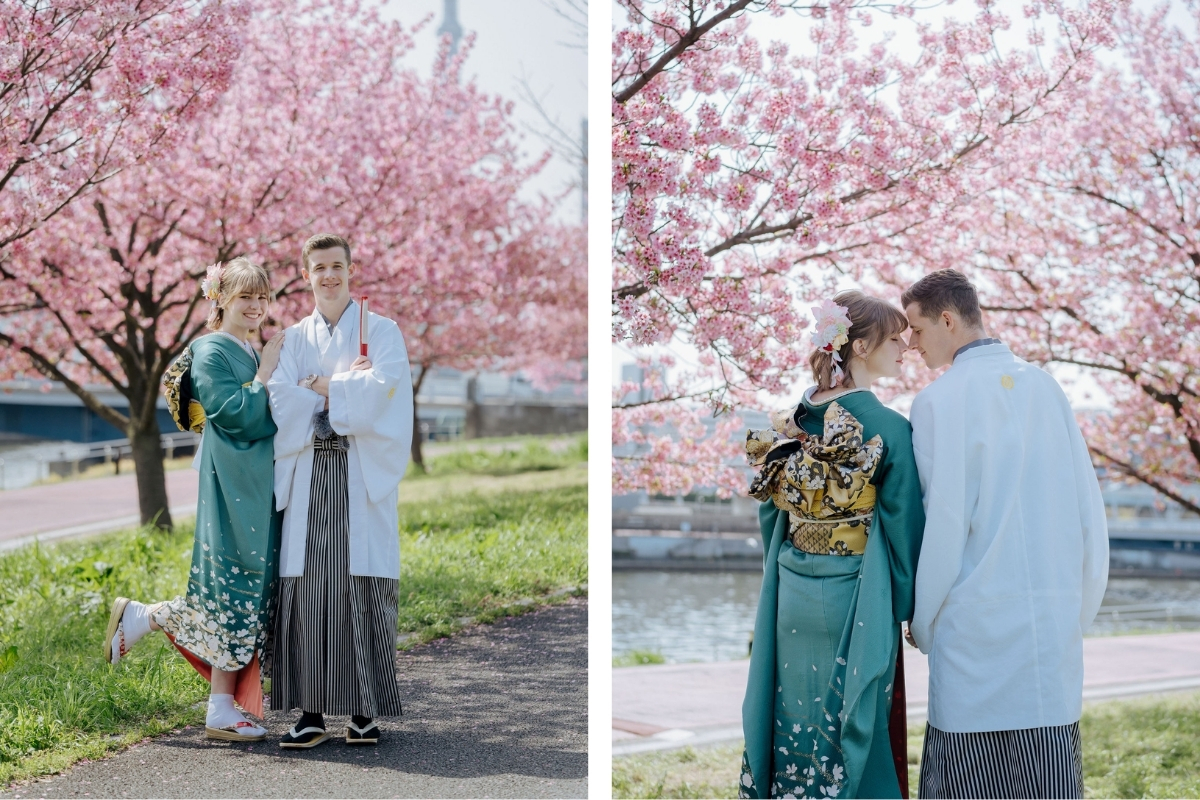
top-left (809, 290), bottom-right (909, 391)
top-left (205, 257), bottom-right (273, 331)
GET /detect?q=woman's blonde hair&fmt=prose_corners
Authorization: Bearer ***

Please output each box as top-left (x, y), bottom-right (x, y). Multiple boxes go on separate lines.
top-left (809, 290), bottom-right (909, 391)
top-left (205, 257), bottom-right (273, 331)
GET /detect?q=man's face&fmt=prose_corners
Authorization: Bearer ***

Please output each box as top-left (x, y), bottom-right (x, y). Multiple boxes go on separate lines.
top-left (302, 247), bottom-right (355, 307)
top-left (904, 303), bottom-right (958, 370)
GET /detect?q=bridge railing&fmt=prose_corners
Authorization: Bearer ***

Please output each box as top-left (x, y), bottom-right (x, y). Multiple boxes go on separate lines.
top-left (0, 431), bottom-right (200, 490)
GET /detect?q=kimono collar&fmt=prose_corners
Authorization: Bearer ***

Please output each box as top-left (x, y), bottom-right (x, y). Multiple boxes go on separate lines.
top-left (953, 337), bottom-right (1003, 362)
top-left (311, 299), bottom-right (359, 332)
top-left (951, 340), bottom-right (1010, 365)
top-left (799, 385), bottom-right (879, 418)
top-left (202, 332), bottom-right (259, 370)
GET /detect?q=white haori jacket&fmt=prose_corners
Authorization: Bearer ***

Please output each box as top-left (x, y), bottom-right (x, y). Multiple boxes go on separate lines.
top-left (908, 342), bottom-right (1109, 733)
top-left (269, 302), bottom-right (414, 579)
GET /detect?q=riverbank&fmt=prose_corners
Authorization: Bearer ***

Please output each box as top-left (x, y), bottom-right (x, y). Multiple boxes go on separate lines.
top-left (0, 439), bottom-right (586, 787)
top-left (614, 690), bottom-right (1200, 798)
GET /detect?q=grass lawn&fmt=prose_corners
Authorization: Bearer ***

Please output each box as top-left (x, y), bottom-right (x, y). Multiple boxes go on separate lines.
top-left (614, 691), bottom-right (1200, 799)
top-left (0, 436), bottom-right (585, 786)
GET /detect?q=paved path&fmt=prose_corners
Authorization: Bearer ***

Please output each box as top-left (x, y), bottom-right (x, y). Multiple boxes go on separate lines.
top-left (4, 599), bottom-right (588, 798)
top-left (613, 630), bottom-right (1200, 755)
top-left (0, 470), bottom-right (199, 549)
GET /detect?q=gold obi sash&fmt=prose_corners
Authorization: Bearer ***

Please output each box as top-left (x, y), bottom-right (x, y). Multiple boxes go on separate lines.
top-left (746, 401), bottom-right (883, 556)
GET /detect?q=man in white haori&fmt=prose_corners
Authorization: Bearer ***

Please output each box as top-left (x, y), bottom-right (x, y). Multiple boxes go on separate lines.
top-left (268, 233), bottom-right (413, 749)
top-left (902, 269), bottom-right (1108, 800)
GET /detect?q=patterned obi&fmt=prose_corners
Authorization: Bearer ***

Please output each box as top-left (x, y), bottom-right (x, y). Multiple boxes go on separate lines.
top-left (746, 401), bottom-right (883, 557)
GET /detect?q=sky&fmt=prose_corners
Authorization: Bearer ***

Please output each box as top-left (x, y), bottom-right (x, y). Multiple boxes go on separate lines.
top-left (382, 0), bottom-right (588, 223)
top-left (610, 0), bottom-right (1197, 413)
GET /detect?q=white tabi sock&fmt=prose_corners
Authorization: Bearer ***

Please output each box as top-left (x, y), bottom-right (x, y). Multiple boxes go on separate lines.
top-left (111, 600), bottom-right (152, 662)
top-left (206, 693), bottom-right (266, 737)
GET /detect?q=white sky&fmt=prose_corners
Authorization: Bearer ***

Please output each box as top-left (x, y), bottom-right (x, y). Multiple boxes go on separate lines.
top-left (384, 0), bottom-right (588, 223)
top-left (611, 0), bottom-right (1194, 413)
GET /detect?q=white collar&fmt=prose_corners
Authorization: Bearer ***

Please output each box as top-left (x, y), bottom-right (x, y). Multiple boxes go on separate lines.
top-left (802, 385), bottom-right (871, 406)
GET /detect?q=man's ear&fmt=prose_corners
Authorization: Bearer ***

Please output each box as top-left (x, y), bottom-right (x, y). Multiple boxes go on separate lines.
top-left (301, 268), bottom-right (310, 284)
top-left (347, 262), bottom-right (357, 279)
top-left (940, 309), bottom-right (956, 331)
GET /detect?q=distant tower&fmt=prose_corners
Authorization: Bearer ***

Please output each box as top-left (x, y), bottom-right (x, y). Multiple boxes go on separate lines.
top-left (438, 0), bottom-right (463, 54)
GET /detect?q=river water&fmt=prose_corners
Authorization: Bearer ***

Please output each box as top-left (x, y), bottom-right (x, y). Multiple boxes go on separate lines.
top-left (612, 571), bottom-right (1200, 664)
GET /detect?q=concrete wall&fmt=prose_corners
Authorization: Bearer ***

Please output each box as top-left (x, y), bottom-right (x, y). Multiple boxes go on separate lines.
top-left (465, 401), bottom-right (587, 439)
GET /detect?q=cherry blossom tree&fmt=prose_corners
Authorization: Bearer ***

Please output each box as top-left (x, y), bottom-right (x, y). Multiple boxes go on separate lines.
top-left (0, 0), bottom-right (582, 525)
top-left (0, 0), bottom-right (246, 255)
top-left (911, 2), bottom-right (1200, 513)
top-left (611, 0), bottom-right (1121, 496)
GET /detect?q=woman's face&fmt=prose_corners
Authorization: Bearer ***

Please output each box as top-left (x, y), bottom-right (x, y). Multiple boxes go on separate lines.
top-left (858, 330), bottom-right (908, 380)
top-left (224, 290), bottom-right (270, 333)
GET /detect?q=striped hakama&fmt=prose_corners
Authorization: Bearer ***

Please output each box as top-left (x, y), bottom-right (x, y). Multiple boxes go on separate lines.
top-left (919, 721), bottom-right (1083, 799)
top-left (269, 433), bottom-right (403, 717)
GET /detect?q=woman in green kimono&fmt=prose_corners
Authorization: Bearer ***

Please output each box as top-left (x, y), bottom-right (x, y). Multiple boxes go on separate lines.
top-left (739, 291), bottom-right (925, 799)
top-left (103, 257), bottom-right (285, 742)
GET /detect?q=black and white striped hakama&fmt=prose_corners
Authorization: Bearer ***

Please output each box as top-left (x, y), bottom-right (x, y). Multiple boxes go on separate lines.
top-left (919, 721), bottom-right (1083, 799)
top-left (269, 434), bottom-right (403, 717)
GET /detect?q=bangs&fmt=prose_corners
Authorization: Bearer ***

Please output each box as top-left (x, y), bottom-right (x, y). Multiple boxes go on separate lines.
top-left (221, 261), bottom-right (272, 301)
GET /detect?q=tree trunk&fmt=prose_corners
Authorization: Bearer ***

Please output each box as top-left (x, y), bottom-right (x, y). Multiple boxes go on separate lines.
top-left (129, 415), bottom-right (172, 530)
top-left (409, 364), bottom-right (430, 474)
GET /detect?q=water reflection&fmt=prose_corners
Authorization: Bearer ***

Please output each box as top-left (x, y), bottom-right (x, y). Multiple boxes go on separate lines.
top-left (613, 571), bottom-right (1200, 664)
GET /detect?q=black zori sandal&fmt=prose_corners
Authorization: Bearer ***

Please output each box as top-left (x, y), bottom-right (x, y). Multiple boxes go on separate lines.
top-left (279, 725), bottom-right (331, 749)
top-left (345, 720), bottom-right (380, 744)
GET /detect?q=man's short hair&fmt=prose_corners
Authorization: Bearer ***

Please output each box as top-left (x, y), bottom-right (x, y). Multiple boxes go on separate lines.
top-left (900, 269), bottom-right (983, 328)
top-left (301, 233), bottom-right (351, 270)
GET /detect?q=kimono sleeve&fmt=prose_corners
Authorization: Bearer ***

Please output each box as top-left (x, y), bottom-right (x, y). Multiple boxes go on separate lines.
top-left (191, 343), bottom-right (276, 443)
top-left (328, 316), bottom-right (414, 502)
top-left (871, 415), bottom-right (925, 624)
top-left (1062, 391), bottom-right (1109, 628)
top-left (908, 386), bottom-right (970, 653)
top-left (267, 324), bottom-right (325, 460)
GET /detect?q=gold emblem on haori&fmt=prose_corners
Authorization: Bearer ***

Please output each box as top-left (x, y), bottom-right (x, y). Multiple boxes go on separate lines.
top-left (1000, 375), bottom-right (1015, 390)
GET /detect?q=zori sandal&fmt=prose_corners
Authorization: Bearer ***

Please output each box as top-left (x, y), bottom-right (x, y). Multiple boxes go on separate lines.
top-left (205, 720), bottom-right (268, 742)
top-left (279, 725), bottom-right (331, 749)
top-left (345, 720), bottom-right (380, 744)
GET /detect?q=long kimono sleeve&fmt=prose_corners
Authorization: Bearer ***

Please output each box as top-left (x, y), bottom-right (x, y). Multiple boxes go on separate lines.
top-left (191, 345), bottom-right (276, 442)
top-left (908, 389), bottom-right (970, 653)
top-left (872, 418), bottom-right (925, 623)
top-left (267, 327), bottom-right (325, 460)
top-left (1062, 392), bottom-right (1109, 628)
top-left (327, 316), bottom-right (414, 503)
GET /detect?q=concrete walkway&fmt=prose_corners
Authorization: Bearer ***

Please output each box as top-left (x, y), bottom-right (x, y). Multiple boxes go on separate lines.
top-left (0, 470), bottom-right (199, 550)
top-left (4, 599), bottom-right (588, 799)
top-left (613, 631), bottom-right (1200, 755)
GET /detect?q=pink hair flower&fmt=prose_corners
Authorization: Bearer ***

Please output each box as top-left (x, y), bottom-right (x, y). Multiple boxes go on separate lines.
top-left (810, 299), bottom-right (852, 384)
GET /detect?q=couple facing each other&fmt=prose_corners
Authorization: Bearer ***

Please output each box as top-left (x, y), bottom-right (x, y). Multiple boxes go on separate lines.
top-left (102, 233), bottom-right (414, 749)
top-left (740, 269), bottom-right (1109, 800)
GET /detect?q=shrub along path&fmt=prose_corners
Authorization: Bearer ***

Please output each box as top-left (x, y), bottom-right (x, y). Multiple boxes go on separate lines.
top-left (3, 599), bottom-right (588, 799)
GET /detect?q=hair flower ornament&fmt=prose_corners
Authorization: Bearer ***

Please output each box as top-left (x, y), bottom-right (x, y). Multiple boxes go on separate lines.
top-left (200, 263), bottom-right (224, 306)
top-left (811, 299), bottom-right (852, 384)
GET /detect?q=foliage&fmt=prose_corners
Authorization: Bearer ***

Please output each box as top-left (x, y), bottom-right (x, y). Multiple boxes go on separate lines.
top-left (613, 741), bottom-right (743, 799)
top-left (613, 649), bottom-right (667, 667)
top-left (413, 435), bottom-right (588, 479)
top-left (611, 0), bottom-right (1120, 495)
top-left (396, 484), bottom-right (587, 644)
top-left (0, 0), bottom-right (245, 253)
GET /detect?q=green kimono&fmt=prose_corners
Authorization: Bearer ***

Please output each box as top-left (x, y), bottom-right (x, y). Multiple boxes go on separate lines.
top-left (740, 389), bottom-right (924, 799)
top-left (152, 334), bottom-right (282, 677)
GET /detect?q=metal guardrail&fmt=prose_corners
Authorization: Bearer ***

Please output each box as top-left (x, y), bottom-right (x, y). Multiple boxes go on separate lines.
top-left (1094, 602), bottom-right (1200, 625)
top-left (0, 431), bottom-right (200, 489)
